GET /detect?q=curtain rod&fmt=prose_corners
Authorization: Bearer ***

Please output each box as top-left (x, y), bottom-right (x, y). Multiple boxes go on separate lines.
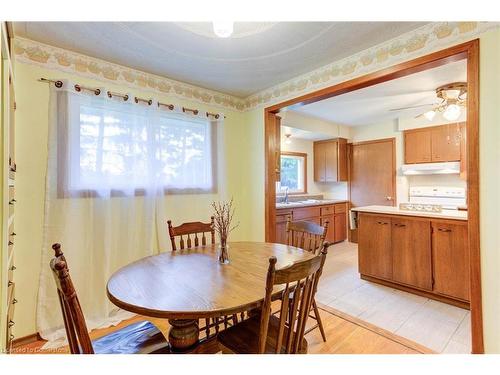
top-left (38, 77), bottom-right (226, 119)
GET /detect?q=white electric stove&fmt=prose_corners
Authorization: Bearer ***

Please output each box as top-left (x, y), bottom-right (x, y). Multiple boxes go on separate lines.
top-left (407, 186), bottom-right (466, 210)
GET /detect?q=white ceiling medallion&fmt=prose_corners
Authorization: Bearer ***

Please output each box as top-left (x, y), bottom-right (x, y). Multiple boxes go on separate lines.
top-left (212, 22), bottom-right (234, 38)
top-left (175, 22), bottom-right (277, 39)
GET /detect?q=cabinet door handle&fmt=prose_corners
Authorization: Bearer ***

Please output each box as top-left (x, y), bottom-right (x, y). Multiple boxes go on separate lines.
top-left (438, 228), bottom-right (452, 232)
top-left (394, 223), bottom-right (406, 228)
top-left (377, 221), bottom-right (389, 225)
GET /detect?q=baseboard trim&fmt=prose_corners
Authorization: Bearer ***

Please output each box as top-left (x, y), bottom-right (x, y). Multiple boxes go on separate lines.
top-left (361, 274), bottom-right (470, 310)
top-left (317, 302), bottom-right (436, 354)
top-left (12, 333), bottom-right (42, 348)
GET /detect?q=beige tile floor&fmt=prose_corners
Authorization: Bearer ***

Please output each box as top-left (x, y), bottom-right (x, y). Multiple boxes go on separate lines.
top-left (316, 241), bottom-right (471, 354)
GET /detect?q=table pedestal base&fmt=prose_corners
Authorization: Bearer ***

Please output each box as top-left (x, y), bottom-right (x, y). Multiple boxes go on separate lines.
top-left (168, 319), bottom-right (199, 352)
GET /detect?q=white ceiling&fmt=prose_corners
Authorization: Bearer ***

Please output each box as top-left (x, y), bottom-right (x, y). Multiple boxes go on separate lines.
top-left (291, 59), bottom-right (467, 126)
top-left (12, 22), bottom-right (426, 98)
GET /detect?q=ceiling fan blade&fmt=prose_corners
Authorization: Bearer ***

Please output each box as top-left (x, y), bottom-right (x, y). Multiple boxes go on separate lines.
top-left (389, 103), bottom-right (437, 111)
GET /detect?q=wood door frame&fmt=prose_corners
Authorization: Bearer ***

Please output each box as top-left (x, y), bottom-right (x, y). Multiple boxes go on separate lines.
top-left (264, 39), bottom-right (482, 353)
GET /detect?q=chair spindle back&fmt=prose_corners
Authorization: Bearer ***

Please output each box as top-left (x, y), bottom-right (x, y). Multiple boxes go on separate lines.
top-left (286, 218), bottom-right (328, 255)
top-left (167, 217), bottom-right (215, 251)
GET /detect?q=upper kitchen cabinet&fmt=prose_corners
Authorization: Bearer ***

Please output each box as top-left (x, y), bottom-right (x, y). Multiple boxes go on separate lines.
top-left (404, 128), bottom-right (432, 163)
top-left (430, 124), bottom-right (461, 162)
top-left (313, 138), bottom-right (348, 182)
top-left (404, 123), bottom-right (464, 164)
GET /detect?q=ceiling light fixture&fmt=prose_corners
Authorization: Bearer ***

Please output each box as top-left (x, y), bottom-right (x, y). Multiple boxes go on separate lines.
top-left (410, 82), bottom-right (467, 122)
top-left (423, 110), bottom-right (436, 121)
top-left (212, 22), bottom-right (234, 38)
top-left (443, 103), bottom-right (461, 121)
top-left (284, 134), bottom-right (292, 145)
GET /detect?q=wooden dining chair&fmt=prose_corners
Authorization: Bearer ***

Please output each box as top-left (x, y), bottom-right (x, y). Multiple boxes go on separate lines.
top-left (50, 243), bottom-right (168, 354)
top-left (285, 217), bottom-right (328, 342)
top-left (217, 242), bottom-right (329, 354)
top-left (286, 217), bottom-right (328, 255)
top-left (167, 217), bottom-right (215, 251)
top-left (167, 217), bottom-right (241, 337)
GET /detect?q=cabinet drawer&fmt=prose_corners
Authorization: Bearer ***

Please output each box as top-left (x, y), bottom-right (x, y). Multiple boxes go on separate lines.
top-left (320, 205), bottom-right (334, 216)
top-left (334, 203), bottom-right (347, 213)
top-left (293, 206), bottom-right (321, 220)
top-left (276, 213), bottom-right (291, 223)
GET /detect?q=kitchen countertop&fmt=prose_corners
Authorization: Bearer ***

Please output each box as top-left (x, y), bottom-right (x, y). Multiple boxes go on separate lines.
top-left (351, 205), bottom-right (468, 221)
top-left (276, 199), bottom-right (348, 210)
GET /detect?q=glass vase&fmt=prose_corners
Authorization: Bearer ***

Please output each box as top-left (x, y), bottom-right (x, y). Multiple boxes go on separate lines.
top-left (218, 238), bottom-right (230, 264)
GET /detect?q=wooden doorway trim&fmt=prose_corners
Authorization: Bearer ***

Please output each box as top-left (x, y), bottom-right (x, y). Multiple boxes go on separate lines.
top-left (264, 39), bottom-right (482, 353)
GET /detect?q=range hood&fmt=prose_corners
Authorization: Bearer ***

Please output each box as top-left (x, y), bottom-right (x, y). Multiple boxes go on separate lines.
top-left (401, 162), bottom-right (460, 175)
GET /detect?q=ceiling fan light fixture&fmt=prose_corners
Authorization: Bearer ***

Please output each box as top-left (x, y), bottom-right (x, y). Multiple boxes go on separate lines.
top-left (212, 21), bottom-right (234, 38)
top-left (424, 110), bottom-right (436, 121)
top-left (284, 133), bottom-right (292, 145)
top-left (443, 104), bottom-right (461, 121)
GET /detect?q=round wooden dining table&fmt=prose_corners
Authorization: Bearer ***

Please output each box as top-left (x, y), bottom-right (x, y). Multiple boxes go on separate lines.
top-left (106, 241), bottom-right (313, 352)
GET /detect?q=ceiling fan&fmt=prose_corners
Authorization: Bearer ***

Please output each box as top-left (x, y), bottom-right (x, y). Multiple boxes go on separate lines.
top-left (389, 82), bottom-right (467, 121)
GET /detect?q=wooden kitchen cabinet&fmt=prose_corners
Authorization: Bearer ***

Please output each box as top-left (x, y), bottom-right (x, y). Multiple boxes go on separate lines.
top-left (357, 211), bottom-right (470, 307)
top-left (358, 214), bottom-right (393, 280)
top-left (404, 128), bottom-right (432, 164)
top-left (391, 217), bottom-right (432, 290)
top-left (321, 214), bottom-right (335, 243)
top-left (404, 123), bottom-right (464, 164)
top-left (334, 212), bottom-right (347, 243)
top-left (431, 125), bottom-right (461, 162)
top-left (432, 220), bottom-right (470, 301)
top-left (277, 202), bottom-right (347, 245)
top-left (314, 138), bottom-right (347, 182)
top-left (275, 211), bottom-right (291, 245)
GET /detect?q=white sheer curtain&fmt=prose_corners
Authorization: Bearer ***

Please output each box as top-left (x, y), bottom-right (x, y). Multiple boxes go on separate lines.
top-left (37, 81), bottom-right (223, 347)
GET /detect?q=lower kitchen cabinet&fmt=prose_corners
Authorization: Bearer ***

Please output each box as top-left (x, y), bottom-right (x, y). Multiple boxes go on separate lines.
top-left (358, 214), bottom-right (392, 280)
top-left (334, 212), bottom-right (347, 243)
top-left (275, 210), bottom-right (292, 245)
top-left (392, 217), bottom-right (432, 290)
top-left (432, 220), bottom-right (470, 301)
top-left (358, 212), bottom-right (469, 307)
top-left (276, 202), bottom-right (348, 245)
top-left (321, 214), bottom-right (335, 243)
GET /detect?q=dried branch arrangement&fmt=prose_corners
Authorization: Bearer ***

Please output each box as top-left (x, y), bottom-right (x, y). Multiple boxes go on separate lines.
top-left (212, 198), bottom-right (239, 243)
top-left (211, 198), bottom-right (239, 263)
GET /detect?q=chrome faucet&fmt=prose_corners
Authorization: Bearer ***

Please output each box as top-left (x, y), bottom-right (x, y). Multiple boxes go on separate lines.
top-left (284, 186), bottom-right (289, 204)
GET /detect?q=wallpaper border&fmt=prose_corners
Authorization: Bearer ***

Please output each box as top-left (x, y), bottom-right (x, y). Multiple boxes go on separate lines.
top-left (13, 22), bottom-right (499, 113)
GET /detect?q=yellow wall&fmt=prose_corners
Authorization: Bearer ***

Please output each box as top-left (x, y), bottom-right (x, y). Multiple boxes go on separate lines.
top-left (12, 62), bottom-right (259, 337)
top-left (12, 27), bottom-right (500, 352)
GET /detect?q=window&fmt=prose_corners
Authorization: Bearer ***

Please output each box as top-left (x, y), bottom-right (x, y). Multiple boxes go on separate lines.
top-left (279, 152), bottom-right (307, 194)
top-left (58, 91), bottom-right (216, 197)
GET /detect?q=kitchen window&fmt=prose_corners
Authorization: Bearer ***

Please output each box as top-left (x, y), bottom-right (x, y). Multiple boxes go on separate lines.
top-left (279, 152), bottom-right (307, 194)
